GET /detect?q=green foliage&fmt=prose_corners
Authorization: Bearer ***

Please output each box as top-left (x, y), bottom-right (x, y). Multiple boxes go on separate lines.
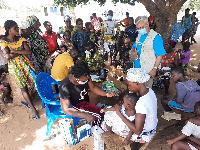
top-left (180, 0), bottom-right (200, 11)
top-left (54, 0), bottom-right (136, 7)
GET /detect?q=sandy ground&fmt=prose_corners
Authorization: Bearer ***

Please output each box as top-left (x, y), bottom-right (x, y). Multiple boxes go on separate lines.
top-left (0, 25), bottom-right (200, 150)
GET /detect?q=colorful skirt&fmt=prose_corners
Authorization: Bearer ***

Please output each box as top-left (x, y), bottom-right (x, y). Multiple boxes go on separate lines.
top-left (8, 55), bottom-right (35, 89)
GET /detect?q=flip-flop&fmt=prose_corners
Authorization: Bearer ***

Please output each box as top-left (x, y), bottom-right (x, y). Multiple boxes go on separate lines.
top-left (32, 114), bottom-right (39, 120)
top-left (21, 101), bottom-right (30, 109)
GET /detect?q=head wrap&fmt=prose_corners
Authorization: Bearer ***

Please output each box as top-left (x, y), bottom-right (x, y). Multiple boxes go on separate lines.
top-left (18, 21), bottom-right (29, 30)
top-left (166, 40), bottom-right (176, 48)
top-left (126, 68), bottom-right (150, 83)
top-left (26, 15), bottom-right (38, 27)
top-left (64, 15), bottom-right (71, 21)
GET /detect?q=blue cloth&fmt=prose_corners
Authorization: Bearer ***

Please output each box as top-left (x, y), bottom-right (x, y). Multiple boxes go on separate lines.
top-left (168, 100), bottom-right (194, 113)
top-left (125, 25), bottom-right (138, 42)
top-left (171, 22), bottom-right (185, 41)
top-left (72, 29), bottom-right (90, 55)
top-left (132, 34), bottom-right (166, 68)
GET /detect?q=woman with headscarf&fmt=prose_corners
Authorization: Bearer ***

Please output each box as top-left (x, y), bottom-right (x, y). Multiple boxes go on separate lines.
top-left (26, 15), bottom-right (48, 72)
top-left (105, 68), bottom-right (158, 143)
top-left (158, 40), bottom-right (179, 99)
top-left (19, 21), bottom-right (40, 72)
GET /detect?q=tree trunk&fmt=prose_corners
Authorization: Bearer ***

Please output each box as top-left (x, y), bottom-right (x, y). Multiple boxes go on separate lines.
top-left (137, 0), bottom-right (187, 42)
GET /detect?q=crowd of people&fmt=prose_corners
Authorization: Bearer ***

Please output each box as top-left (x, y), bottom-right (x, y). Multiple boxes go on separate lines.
top-left (0, 8), bottom-right (200, 149)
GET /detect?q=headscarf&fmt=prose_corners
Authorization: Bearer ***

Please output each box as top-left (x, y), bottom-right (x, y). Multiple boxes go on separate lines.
top-left (26, 15), bottom-right (38, 27)
top-left (126, 68), bottom-right (150, 83)
top-left (166, 40), bottom-right (176, 48)
top-left (64, 15), bottom-right (71, 21)
top-left (18, 21), bottom-right (29, 30)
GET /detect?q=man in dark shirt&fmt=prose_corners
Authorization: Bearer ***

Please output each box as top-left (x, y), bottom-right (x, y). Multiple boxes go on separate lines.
top-left (125, 17), bottom-right (138, 43)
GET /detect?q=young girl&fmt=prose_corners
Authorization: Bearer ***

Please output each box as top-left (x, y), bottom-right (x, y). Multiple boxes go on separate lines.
top-left (72, 18), bottom-right (90, 55)
top-left (61, 30), bottom-right (74, 51)
top-left (178, 41), bottom-right (191, 73)
top-left (167, 101), bottom-right (200, 150)
top-left (0, 68), bottom-right (12, 104)
top-left (85, 22), bottom-right (97, 44)
top-left (101, 93), bottom-right (139, 145)
top-left (161, 66), bottom-right (200, 112)
top-left (0, 20), bottom-right (39, 120)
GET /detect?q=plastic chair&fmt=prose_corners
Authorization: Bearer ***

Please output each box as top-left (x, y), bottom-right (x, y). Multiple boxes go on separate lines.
top-left (35, 72), bottom-right (81, 139)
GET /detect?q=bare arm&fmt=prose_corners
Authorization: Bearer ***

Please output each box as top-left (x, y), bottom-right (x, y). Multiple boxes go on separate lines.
top-left (124, 130), bottom-right (134, 145)
top-left (116, 110), bottom-right (146, 135)
top-left (2, 46), bottom-right (19, 60)
top-left (60, 97), bottom-right (94, 122)
top-left (100, 106), bottom-right (115, 113)
top-left (174, 53), bottom-right (180, 66)
top-left (88, 80), bottom-right (118, 97)
top-left (149, 55), bottom-right (163, 77)
top-left (10, 41), bottom-right (31, 55)
top-left (167, 134), bottom-right (188, 145)
top-left (187, 136), bottom-right (200, 145)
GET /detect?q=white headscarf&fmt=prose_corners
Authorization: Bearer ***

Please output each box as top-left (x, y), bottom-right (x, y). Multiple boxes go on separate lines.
top-left (64, 15), bottom-right (71, 21)
top-left (126, 68), bottom-right (150, 83)
top-left (18, 21), bottom-right (29, 30)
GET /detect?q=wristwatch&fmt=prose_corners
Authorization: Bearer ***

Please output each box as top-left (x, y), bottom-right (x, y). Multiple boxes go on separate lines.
top-left (153, 67), bottom-right (158, 70)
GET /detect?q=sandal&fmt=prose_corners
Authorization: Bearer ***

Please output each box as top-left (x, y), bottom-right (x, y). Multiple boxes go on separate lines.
top-left (21, 101), bottom-right (30, 109)
top-left (32, 114), bottom-right (39, 120)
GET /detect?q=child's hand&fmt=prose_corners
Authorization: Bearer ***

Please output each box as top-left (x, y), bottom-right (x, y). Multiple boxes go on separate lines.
top-left (124, 138), bottom-right (131, 145)
top-left (106, 92), bottom-right (119, 97)
top-left (167, 139), bottom-right (175, 145)
top-left (100, 109), bottom-right (106, 113)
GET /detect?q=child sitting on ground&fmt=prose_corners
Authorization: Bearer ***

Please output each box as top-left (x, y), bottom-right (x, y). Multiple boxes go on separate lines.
top-left (161, 66), bottom-right (200, 112)
top-left (167, 101), bottom-right (200, 150)
top-left (61, 30), bottom-right (74, 51)
top-left (178, 41), bottom-right (191, 73)
top-left (101, 93), bottom-right (139, 145)
top-left (0, 68), bottom-right (12, 105)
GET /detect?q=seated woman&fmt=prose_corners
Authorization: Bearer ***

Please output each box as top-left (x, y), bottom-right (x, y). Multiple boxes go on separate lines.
top-left (161, 66), bottom-right (200, 112)
top-left (105, 68), bottom-right (158, 143)
top-left (159, 40), bottom-right (179, 98)
top-left (167, 101), bottom-right (200, 150)
top-left (59, 61), bottom-right (118, 125)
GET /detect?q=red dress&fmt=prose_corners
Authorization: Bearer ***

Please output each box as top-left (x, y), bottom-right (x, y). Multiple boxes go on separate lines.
top-left (161, 51), bottom-right (177, 68)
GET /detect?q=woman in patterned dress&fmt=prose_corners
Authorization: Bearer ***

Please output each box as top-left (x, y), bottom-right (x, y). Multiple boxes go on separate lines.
top-left (26, 15), bottom-right (48, 72)
top-left (0, 20), bottom-right (39, 120)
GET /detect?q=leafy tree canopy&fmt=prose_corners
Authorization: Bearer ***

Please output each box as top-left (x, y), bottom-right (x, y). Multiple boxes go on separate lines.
top-left (54, 0), bottom-right (136, 8)
top-left (181, 0), bottom-right (200, 11)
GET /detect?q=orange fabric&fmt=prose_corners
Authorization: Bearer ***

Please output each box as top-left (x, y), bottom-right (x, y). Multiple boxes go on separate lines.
top-left (161, 52), bottom-right (177, 68)
top-left (121, 18), bottom-right (129, 29)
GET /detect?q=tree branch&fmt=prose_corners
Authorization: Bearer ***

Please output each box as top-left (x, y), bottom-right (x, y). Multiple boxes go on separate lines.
top-left (171, 0), bottom-right (187, 13)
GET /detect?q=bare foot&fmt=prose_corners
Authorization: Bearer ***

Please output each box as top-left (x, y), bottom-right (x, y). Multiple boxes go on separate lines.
top-left (101, 131), bottom-right (114, 138)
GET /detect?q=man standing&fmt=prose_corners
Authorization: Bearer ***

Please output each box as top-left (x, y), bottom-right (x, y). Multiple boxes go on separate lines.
top-left (131, 16), bottom-right (166, 88)
top-left (101, 10), bottom-right (120, 65)
top-left (125, 17), bottom-right (138, 43)
top-left (120, 12), bottom-right (129, 30)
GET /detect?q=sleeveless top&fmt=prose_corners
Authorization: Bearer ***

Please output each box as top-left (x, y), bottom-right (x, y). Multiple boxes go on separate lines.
top-left (183, 15), bottom-right (192, 30)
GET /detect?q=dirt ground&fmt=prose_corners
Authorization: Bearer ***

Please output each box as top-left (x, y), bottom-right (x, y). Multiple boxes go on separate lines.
top-left (0, 26), bottom-right (200, 150)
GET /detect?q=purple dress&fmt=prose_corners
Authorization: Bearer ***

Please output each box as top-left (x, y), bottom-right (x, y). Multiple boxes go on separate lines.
top-left (176, 79), bottom-right (200, 111)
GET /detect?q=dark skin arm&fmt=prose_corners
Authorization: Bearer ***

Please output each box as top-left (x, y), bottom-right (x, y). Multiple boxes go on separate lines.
top-left (124, 130), bottom-right (134, 145)
top-left (10, 41), bottom-right (31, 55)
top-left (174, 53), bottom-right (180, 66)
top-left (178, 49), bottom-right (185, 59)
top-left (115, 103), bottom-right (146, 135)
top-left (60, 98), bottom-right (94, 122)
top-left (88, 80), bottom-right (118, 97)
top-left (3, 46), bottom-right (19, 60)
